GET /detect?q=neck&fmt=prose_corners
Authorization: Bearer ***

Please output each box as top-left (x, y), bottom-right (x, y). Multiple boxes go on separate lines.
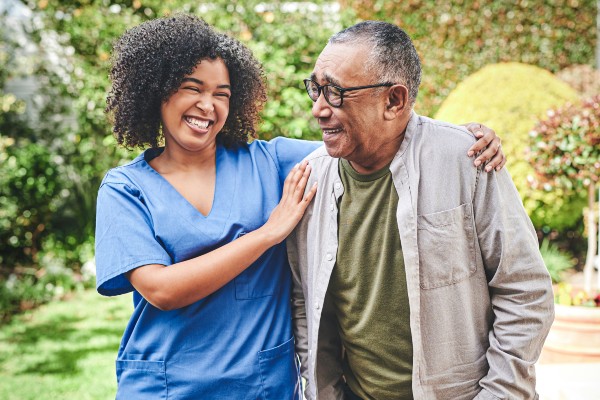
top-left (349, 119), bottom-right (409, 175)
top-left (153, 142), bottom-right (217, 173)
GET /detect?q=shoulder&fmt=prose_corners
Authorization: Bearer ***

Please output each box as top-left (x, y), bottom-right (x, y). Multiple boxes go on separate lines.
top-left (304, 146), bottom-right (333, 166)
top-left (401, 114), bottom-right (477, 169)
top-left (99, 152), bottom-right (148, 194)
top-left (249, 137), bottom-right (323, 173)
top-left (251, 137), bottom-right (321, 156)
top-left (413, 114), bottom-right (476, 148)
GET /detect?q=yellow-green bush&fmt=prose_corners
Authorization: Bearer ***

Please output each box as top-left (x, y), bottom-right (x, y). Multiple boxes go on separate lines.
top-left (435, 62), bottom-right (585, 230)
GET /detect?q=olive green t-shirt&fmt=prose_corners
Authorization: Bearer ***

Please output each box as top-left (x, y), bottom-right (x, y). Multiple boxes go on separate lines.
top-left (326, 158), bottom-right (413, 399)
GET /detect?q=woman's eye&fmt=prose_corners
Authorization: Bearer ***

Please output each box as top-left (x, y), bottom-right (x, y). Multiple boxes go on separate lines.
top-left (215, 92), bottom-right (231, 99)
top-left (184, 86), bottom-right (200, 92)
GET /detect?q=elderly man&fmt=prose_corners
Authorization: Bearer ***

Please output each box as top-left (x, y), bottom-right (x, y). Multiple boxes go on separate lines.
top-left (288, 21), bottom-right (554, 400)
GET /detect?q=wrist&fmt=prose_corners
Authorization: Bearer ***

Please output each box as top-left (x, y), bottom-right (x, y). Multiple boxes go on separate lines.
top-left (253, 225), bottom-right (281, 248)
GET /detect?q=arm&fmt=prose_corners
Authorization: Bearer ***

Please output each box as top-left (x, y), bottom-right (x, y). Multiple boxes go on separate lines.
top-left (463, 122), bottom-right (506, 171)
top-left (472, 167), bottom-right (554, 399)
top-left (128, 162), bottom-right (317, 310)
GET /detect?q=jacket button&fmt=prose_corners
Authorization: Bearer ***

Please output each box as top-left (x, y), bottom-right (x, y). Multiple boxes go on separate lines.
top-left (326, 253), bottom-right (333, 261)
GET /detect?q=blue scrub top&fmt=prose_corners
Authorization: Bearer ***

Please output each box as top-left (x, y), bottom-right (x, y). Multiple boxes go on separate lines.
top-left (95, 137), bottom-right (321, 400)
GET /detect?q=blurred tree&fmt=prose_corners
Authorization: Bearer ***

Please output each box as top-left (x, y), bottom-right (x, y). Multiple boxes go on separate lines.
top-left (527, 96), bottom-right (600, 292)
top-left (0, 0), bottom-right (353, 285)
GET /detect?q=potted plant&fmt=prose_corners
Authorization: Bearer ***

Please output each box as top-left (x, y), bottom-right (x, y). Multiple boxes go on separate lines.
top-left (527, 95), bottom-right (600, 363)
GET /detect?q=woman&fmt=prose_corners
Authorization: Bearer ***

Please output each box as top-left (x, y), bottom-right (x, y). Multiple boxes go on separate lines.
top-left (95, 14), bottom-right (505, 399)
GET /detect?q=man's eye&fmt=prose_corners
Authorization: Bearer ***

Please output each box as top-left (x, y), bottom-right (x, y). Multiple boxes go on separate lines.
top-left (329, 87), bottom-right (341, 97)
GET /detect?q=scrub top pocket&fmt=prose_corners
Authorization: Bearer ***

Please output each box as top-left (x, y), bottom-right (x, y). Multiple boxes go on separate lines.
top-left (258, 336), bottom-right (301, 400)
top-left (116, 358), bottom-right (167, 400)
top-left (234, 232), bottom-right (276, 300)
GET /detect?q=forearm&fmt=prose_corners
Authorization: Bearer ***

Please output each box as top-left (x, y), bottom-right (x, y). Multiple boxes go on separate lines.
top-left (128, 226), bottom-right (278, 310)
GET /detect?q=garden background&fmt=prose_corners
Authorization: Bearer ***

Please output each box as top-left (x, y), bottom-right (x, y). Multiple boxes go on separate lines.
top-left (0, 0), bottom-right (598, 399)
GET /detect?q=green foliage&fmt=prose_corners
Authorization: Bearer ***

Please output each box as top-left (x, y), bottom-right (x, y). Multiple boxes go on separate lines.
top-left (435, 62), bottom-right (585, 230)
top-left (527, 95), bottom-right (600, 190)
top-left (0, 289), bottom-right (131, 399)
top-left (0, 0), bottom-right (350, 319)
top-left (0, 261), bottom-right (94, 322)
top-left (0, 138), bottom-right (60, 267)
top-left (539, 239), bottom-right (575, 284)
top-left (342, 0), bottom-right (597, 117)
top-left (26, 0), bottom-right (349, 141)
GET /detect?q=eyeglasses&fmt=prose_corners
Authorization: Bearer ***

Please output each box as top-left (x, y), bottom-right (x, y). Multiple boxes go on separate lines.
top-left (303, 79), bottom-right (394, 108)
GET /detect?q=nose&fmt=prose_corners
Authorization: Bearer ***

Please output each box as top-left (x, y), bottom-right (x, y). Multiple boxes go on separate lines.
top-left (311, 91), bottom-right (332, 119)
top-left (196, 94), bottom-right (214, 113)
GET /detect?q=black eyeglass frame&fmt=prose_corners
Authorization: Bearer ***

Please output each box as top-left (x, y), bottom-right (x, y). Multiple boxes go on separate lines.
top-left (303, 79), bottom-right (395, 108)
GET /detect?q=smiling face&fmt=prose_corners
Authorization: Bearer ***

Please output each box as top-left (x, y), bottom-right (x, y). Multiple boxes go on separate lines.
top-left (160, 58), bottom-right (231, 155)
top-left (310, 43), bottom-right (393, 170)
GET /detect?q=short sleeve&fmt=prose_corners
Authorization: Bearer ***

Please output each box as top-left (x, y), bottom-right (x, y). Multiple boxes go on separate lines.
top-left (95, 174), bottom-right (172, 296)
top-left (263, 137), bottom-right (322, 184)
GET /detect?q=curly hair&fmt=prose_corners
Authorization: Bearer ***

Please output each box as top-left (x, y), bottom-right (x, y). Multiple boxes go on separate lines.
top-left (106, 14), bottom-right (267, 148)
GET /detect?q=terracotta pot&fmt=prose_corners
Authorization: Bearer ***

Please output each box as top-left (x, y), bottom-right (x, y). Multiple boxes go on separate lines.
top-left (540, 304), bottom-right (600, 363)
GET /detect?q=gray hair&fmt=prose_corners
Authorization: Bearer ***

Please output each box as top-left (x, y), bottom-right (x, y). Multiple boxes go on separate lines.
top-left (329, 21), bottom-right (422, 107)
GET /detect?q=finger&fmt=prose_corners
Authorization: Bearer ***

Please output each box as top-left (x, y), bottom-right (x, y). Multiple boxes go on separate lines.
top-left (284, 163), bottom-right (299, 185)
top-left (485, 144), bottom-right (504, 172)
top-left (467, 128), bottom-right (494, 157)
top-left (464, 122), bottom-right (483, 137)
top-left (485, 157), bottom-right (498, 172)
top-left (302, 182), bottom-right (318, 205)
top-left (473, 141), bottom-right (502, 170)
top-left (286, 162), bottom-right (306, 197)
top-left (293, 165), bottom-right (312, 201)
top-left (496, 154), bottom-right (507, 171)
top-left (282, 164), bottom-right (297, 198)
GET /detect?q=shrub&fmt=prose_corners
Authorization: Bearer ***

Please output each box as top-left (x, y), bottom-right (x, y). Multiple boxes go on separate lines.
top-left (539, 239), bottom-right (575, 284)
top-left (527, 95), bottom-right (600, 293)
top-left (340, 0), bottom-right (597, 117)
top-left (434, 62), bottom-right (584, 230)
top-left (527, 96), bottom-right (600, 190)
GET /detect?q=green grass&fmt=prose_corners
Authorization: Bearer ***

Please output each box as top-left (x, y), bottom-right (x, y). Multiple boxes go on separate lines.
top-left (0, 289), bottom-right (132, 400)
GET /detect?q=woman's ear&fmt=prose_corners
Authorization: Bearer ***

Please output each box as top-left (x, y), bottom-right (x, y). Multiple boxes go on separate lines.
top-left (384, 84), bottom-right (409, 120)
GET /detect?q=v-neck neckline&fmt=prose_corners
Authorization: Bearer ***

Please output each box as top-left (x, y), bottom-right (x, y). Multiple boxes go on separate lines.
top-left (141, 146), bottom-right (233, 220)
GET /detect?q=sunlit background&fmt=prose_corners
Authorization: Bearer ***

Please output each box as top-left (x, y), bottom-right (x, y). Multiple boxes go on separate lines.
top-left (0, 1), bottom-right (598, 399)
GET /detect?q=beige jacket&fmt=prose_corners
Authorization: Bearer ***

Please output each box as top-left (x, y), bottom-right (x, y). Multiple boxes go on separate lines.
top-left (287, 113), bottom-right (554, 400)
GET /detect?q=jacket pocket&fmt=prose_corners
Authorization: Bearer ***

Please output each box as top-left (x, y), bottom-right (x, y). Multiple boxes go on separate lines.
top-left (417, 203), bottom-right (476, 289)
top-left (116, 358), bottom-right (167, 399)
top-left (258, 337), bottom-right (302, 400)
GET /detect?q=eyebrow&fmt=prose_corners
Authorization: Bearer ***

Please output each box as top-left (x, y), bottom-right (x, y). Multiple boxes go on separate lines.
top-left (309, 72), bottom-right (342, 87)
top-left (182, 77), bottom-right (231, 89)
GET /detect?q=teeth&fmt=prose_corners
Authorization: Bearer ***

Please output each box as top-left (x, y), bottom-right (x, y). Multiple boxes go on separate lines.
top-left (323, 128), bottom-right (343, 134)
top-left (186, 117), bottom-right (210, 129)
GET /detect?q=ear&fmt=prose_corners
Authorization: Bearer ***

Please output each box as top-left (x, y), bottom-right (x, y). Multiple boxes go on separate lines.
top-left (383, 85), bottom-right (409, 120)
